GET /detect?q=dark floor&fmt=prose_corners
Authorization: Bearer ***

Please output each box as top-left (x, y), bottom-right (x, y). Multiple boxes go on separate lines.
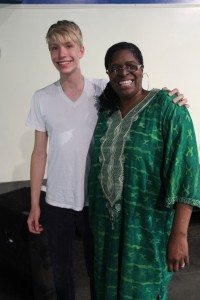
top-left (0, 212), bottom-right (199, 300)
top-left (168, 211), bottom-right (200, 300)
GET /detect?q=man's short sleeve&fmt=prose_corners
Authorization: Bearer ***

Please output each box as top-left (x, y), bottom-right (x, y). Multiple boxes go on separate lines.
top-left (26, 92), bottom-right (46, 132)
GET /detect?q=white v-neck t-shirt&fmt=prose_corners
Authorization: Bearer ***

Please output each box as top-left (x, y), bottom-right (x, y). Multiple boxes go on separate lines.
top-left (26, 78), bottom-right (107, 210)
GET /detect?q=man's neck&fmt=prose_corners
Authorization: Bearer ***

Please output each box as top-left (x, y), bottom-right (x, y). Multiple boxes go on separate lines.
top-left (60, 71), bottom-right (84, 102)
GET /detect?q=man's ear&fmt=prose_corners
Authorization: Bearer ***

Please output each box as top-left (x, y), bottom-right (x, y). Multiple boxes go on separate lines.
top-left (79, 46), bottom-right (85, 59)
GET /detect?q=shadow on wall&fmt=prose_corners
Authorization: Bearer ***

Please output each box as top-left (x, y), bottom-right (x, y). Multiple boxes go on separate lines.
top-left (12, 130), bottom-right (34, 182)
top-left (0, 5), bottom-right (15, 27)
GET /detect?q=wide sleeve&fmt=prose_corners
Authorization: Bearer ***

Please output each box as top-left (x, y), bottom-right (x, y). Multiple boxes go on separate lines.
top-left (161, 93), bottom-right (200, 209)
top-left (26, 91), bottom-right (46, 132)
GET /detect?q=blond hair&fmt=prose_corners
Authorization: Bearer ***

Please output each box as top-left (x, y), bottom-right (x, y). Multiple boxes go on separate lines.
top-left (46, 20), bottom-right (83, 48)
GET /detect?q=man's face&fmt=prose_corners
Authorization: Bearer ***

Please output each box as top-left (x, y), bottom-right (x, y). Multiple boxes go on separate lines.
top-left (49, 37), bottom-right (84, 77)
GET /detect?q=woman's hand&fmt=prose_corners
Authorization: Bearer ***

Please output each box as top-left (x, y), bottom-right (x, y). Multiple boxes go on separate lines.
top-left (167, 232), bottom-right (189, 272)
top-left (167, 203), bottom-right (192, 272)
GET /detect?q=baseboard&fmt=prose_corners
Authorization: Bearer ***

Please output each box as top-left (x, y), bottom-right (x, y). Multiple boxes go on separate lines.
top-left (0, 181), bottom-right (30, 195)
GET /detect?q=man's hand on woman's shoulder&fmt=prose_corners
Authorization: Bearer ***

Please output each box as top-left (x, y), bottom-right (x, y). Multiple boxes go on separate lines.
top-left (162, 87), bottom-right (189, 108)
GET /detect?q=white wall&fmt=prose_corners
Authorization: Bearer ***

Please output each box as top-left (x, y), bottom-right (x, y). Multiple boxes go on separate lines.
top-left (0, 3), bottom-right (200, 182)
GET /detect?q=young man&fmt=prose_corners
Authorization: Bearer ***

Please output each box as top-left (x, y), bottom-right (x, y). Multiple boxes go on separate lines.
top-left (26, 20), bottom-right (188, 300)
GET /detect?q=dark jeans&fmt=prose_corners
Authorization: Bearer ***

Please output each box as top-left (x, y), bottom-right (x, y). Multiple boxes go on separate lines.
top-left (44, 203), bottom-right (95, 300)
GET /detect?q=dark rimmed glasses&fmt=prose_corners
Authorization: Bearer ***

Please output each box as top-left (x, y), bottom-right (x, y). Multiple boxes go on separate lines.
top-left (106, 63), bottom-right (143, 75)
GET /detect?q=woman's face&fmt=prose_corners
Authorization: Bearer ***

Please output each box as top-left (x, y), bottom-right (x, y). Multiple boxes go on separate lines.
top-left (107, 49), bottom-right (143, 101)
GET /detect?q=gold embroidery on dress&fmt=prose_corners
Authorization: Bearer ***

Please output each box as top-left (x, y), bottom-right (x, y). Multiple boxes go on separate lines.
top-left (99, 89), bottom-right (159, 227)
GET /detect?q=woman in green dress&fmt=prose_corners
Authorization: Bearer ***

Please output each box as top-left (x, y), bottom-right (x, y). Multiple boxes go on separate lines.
top-left (88, 42), bottom-right (200, 300)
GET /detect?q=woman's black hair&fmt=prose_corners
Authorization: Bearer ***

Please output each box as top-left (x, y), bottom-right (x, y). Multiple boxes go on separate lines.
top-left (99, 42), bottom-right (143, 114)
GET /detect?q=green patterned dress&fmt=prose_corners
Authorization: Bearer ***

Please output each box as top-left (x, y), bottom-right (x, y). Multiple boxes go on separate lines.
top-left (88, 89), bottom-right (200, 300)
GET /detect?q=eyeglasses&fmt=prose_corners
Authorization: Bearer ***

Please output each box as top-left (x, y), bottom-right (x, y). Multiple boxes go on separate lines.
top-left (106, 63), bottom-right (143, 75)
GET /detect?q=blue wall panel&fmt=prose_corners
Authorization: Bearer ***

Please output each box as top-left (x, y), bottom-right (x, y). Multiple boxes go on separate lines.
top-left (1, 0), bottom-right (200, 4)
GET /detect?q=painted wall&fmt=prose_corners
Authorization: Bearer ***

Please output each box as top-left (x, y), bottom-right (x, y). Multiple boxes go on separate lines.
top-left (0, 3), bottom-right (200, 182)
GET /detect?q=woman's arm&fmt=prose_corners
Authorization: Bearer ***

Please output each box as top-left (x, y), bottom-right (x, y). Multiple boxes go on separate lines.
top-left (167, 203), bottom-right (193, 272)
top-left (160, 92), bottom-right (200, 272)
